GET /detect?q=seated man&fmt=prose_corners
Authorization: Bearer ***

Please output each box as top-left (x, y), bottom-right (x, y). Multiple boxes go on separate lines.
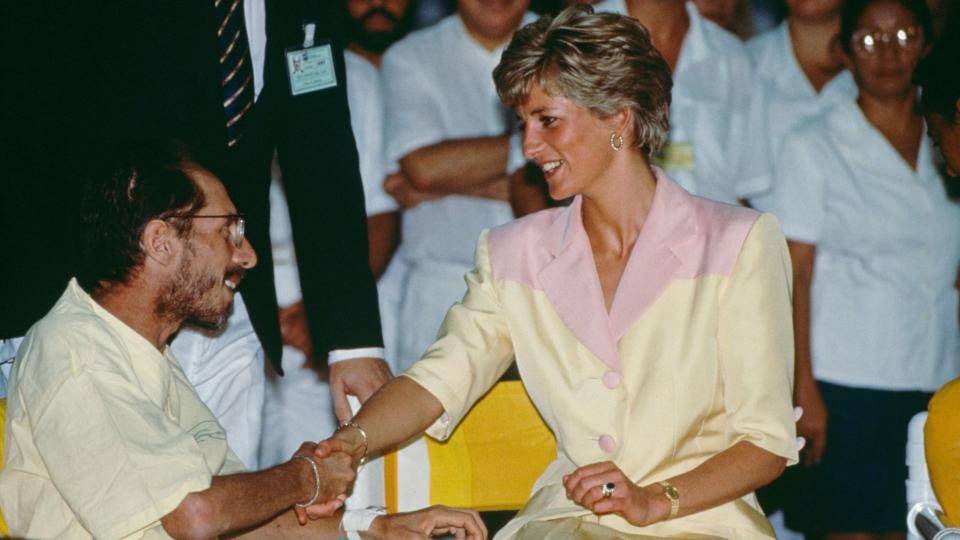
top-left (0, 143), bottom-right (485, 540)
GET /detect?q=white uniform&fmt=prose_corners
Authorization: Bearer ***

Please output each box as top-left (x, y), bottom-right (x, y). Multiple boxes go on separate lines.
top-left (742, 21), bottom-right (857, 205)
top-left (594, 0), bottom-right (756, 203)
top-left (381, 13), bottom-right (535, 371)
top-left (756, 99), bottom-right (960, 391)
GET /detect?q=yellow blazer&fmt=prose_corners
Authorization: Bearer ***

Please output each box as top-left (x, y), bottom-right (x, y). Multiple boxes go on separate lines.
top-left (404, 170), bottom-right (798, 539)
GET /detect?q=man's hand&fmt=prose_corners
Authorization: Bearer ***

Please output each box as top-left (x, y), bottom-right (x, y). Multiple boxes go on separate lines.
top-left (385, 173), bottom-right (439, 209)
top-left (563, 461), bottom-right (664, 527)
top-left (362, 506), bottom-right (487, 540)
top-left (329, 357), bottom-right (393, 423)
top-left (291, 440), bottom-right (357, 524)
top-left (795, 380), bottom-right (828, 465)
top-left (278, 301), bottom-right (314, 366)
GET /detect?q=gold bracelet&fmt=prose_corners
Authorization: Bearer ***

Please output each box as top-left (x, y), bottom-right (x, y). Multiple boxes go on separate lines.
top-left (657, 480), bottom-right (680, 520)
top-left (336, 421), bottom-right (369, 464)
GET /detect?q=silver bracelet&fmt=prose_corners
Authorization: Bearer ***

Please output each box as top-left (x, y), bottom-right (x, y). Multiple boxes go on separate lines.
top-left (293, 455), bottom-right (321, 508)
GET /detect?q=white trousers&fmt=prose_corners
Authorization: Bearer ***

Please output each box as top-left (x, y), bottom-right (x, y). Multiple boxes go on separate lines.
top-left (170, 293), bottom-right (265, 470)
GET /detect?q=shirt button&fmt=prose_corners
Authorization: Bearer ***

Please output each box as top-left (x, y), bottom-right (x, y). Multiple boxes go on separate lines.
top-left (602, 371), bottom-right (621, 389)
top-left (599, 434), bottom-right (616, 454)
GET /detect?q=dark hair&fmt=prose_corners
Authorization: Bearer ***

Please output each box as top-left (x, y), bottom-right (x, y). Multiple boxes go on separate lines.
top-left (76, 142), bottom-right (211, 292)
top-left (839, 0), bottom-right (934, 54)
top-left (915, 23), bottom-right (960, 119)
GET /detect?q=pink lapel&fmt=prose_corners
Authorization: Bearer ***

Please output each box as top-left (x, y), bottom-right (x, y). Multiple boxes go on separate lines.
top-left (536, 170), bottom-right (699, 370)
top-left (608, 171), bottom-right (698, 341)
top-left (537, 197), bottom-right (622, 372)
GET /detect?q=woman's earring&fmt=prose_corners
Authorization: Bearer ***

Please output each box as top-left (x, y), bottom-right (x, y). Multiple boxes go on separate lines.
top-left (609, 132), bottom-right (624, 151)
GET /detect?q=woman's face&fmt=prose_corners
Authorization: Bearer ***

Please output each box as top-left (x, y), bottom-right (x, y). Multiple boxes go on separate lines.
top-left (846, 0), bottom-right (927, 99)
top-left (518, 83), bottom-right (623, 201)
top-left (786, 0), bottom-right (843, 23)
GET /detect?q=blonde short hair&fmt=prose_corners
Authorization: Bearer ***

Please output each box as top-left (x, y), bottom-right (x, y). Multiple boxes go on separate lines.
top-left (493, 5), bottom-right (672, 156)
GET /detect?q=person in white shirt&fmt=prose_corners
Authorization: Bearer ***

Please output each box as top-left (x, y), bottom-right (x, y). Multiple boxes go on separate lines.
top-left (756, 0), bottom-right (960, 536)
top-left (743, 0), bottom-right (856, 209)
top-left (381, 0), bottom-right (535, 371)
top-left (593, 0), bottom-right (755, 205)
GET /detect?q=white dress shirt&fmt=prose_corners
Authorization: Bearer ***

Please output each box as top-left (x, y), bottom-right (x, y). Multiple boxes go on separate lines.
top-left (757, 99), bottom-right (960, 391)
top-left (742, 21), bottom-right (857, 205)
top-left (381, 12), bottom-right (536, 369)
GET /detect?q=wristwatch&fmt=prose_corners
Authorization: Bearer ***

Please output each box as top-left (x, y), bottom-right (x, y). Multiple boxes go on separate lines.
top-left (657, 480), bottom-right (680, 519)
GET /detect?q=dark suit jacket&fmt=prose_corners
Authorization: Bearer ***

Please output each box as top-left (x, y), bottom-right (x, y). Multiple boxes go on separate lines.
top-left (0, 0), bottom-right (383, 371)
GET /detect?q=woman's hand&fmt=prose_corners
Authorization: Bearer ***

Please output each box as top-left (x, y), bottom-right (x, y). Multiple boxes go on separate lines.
top-left (362, 506), bottom-right (487, 540)
top-left (563, 461), bottom-right (668, 526)
top-left (795, 379), bottom-right (828, 465)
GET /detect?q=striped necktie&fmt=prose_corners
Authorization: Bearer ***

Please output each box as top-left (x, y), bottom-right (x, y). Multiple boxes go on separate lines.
top-left (214, 0), bottom-right (255, 147)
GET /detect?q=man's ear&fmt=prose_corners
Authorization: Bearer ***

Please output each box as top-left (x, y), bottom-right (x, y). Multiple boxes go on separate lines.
top-left (954, 97), bottom-right (960, 124)
top-left (141, 219), bottom-right (179, 267)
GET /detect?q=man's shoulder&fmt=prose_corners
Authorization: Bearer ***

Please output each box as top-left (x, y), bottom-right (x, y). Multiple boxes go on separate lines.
top-left (20, 308), bottom-right (118, 366)
top-left (383, 15), bottom-right (460, 66)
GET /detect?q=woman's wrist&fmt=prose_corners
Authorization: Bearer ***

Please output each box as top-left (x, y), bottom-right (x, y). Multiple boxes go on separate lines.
top-left (333, 422), bottom-right (369, 462)
top-left (640, 483), bottom-right (674, 525)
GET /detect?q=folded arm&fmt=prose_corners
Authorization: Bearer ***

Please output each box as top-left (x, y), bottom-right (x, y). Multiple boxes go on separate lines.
top-left (400, 136), bottom-right (511, 195)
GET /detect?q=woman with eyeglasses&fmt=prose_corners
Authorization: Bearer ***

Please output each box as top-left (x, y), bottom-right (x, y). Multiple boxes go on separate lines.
top-left (756, 0), bottom-right (960, 537)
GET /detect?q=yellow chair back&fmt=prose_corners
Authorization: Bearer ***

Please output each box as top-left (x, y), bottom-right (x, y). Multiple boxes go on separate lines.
top-left (384, 381), bottom-right (556, 513)
top-left (926, 378), bottom-right (960, 527)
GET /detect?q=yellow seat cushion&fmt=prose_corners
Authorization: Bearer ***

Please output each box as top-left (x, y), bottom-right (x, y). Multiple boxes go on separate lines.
top-left (384, 381), bottom-right (556, 513)
top-left (926, 377), bottom-right (960, 527)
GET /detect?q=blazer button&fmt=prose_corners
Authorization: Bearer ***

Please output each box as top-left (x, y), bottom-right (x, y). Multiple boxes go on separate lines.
top-left (602, 370), bottom-right (621, 389)
top-left (599, 434), bottom-right (616, 454)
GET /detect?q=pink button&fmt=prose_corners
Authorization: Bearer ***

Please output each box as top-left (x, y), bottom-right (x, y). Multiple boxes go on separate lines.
top-left (602, 371), bottom-right (621, 389)
top-left (599, 434), bottom-right (616, 454)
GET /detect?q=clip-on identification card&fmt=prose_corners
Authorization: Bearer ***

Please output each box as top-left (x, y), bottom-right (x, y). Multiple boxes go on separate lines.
top-left (285, 22), bottom-right (337, 96)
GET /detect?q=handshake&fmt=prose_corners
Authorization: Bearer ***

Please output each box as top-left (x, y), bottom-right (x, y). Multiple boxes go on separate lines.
top-left (285, 428), bottom-right (488, 540)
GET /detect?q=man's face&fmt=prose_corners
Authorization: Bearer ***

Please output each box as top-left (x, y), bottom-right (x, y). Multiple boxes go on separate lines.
top-left (458, 0), bottom-right (530, 47)
top-left (156, 170), bottom-right (256, 329)
top-left (346, 0), bottom-right (412, 54)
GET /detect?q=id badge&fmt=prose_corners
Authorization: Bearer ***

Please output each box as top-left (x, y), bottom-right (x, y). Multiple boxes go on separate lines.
top-left (285, 44), bottom-right (337, 96)
top-left (285, 23), bottom-right (337, 96)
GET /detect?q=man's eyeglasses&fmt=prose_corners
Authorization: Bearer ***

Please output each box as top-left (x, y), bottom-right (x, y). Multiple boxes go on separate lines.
top-left (167, 213), bottom-right (246, 247)
top-left (851, 26), bottom-right (923, 56)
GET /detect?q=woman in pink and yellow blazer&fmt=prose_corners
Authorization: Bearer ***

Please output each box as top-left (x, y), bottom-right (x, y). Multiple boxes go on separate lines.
top-left (325, 6), bottom-right (798, 539)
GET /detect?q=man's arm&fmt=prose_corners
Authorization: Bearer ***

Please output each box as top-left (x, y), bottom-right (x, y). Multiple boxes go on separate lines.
top-left (400, 136), bottom-right (511, 194)
top-left (161, 445), bottom-right (354, 538)
top-left (228, 505), bottom-right (487, 539)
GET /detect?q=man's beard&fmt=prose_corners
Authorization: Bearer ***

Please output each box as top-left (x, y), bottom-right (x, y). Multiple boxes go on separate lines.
top-left (157, 241), bottom-right (242, 330)
top-left (347, 7), bottom-right (409, 54)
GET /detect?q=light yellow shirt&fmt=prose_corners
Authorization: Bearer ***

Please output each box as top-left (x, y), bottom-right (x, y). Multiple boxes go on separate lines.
top-left (0, 279), bottom-right (245, 539)
top-left (405, 173), bottom-right (798, 539)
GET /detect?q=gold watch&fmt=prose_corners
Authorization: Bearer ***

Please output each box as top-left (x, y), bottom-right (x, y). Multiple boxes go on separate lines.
top-left (657, 480), bottom-right (680, 519)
